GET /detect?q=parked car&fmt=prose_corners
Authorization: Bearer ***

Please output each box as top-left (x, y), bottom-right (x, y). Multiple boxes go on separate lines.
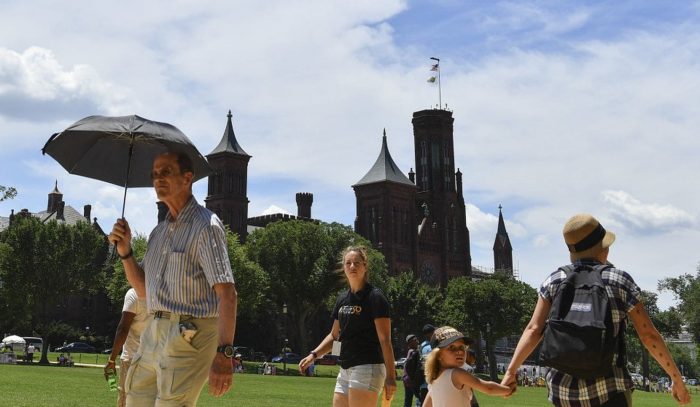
top-left (687, 378), bottom-right (698, 386)
top-left (55, 342), bottom-right (96, 353)
top-left (315, 354), bottom-right (339, 365)
top-left (271, 353), bottom-right (302, 363)
top-left (395, 357), bottom-right (407, 369)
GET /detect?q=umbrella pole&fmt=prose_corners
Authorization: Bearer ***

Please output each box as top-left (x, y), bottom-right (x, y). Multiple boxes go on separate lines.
top-left (120, 135), bottom-right (135, 219)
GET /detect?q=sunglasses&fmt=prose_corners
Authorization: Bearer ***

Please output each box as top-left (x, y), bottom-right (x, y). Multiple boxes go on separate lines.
top-left (444, 344), bottom-right (468, 353)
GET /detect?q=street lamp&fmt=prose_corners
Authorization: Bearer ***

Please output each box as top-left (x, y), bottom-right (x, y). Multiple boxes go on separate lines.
top-left (282, 303), bottom-right (288, 375)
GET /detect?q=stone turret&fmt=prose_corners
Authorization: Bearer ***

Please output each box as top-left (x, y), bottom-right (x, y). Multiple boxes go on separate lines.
top-left (296, 193), bottom-right (313, 219)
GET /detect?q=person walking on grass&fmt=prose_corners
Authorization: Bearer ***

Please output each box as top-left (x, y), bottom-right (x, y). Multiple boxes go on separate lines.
top-left (299, 246), bottom-right (396, 407)
top-left (422, 326), bottom-right (510, 407)
top-left (104, 288), bottom-right (149, 407)
top-left (109, 151), bottom-right (238, 406)
top-left (502, 214), bottom-right (691, 406)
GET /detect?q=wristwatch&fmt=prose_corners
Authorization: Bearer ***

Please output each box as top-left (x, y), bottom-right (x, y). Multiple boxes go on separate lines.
top-left (217, 344), bottom-right (235, 358)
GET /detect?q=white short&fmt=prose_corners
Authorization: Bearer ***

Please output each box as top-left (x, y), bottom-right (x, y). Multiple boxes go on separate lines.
top-left (334, 363), bottom-right (386, 394)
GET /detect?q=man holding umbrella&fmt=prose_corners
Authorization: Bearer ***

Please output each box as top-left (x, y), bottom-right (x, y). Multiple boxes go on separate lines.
top-left (109, 151), bottom-right (237, 406)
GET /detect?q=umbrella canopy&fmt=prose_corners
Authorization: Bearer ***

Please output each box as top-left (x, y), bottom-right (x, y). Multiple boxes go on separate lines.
top-left (1, 335), bottom-right (25, 345)
top-left (42, 115), bottom-right (212, 188)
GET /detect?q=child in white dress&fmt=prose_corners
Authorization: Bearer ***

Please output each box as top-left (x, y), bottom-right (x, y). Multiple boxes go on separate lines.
top-left (422, 326), bottom-right (510, 407)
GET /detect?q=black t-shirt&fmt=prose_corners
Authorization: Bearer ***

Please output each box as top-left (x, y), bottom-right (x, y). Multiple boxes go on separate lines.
top-left (331, 283), bottom-right (391, 369)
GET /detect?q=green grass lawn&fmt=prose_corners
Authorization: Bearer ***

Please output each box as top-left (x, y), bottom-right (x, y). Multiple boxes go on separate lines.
top-left (0, 364), bottom-right (695, 406)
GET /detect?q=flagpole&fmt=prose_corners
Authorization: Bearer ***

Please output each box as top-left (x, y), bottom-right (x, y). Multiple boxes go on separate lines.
top-left (430, 57), bottom-right (441, 109)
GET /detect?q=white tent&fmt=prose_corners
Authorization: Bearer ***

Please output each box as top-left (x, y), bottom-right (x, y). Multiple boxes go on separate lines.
top-left (1, 335), bottom-right (25, 345)
top-left (2, 335), bottom-right (25, 352)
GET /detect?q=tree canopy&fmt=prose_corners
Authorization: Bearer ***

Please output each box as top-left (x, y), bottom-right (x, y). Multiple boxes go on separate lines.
top-left (440, 274), bottom-right (537, 379)
top-left (384, 270), bottom-right (443, 350)
top-left (659, 267), bottom-right (700, 342)
top-left (0, 215), bottom-right (108, 363)
top-left (244, 220), bottom-right (386, 354)
top-left (0, 185), bottom-right (17, 202)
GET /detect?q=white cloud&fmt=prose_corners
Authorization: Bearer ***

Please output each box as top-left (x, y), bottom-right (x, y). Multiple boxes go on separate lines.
top-left (0, 47), bottom-right (130, 122)
top-left (602, 190), bottom-right (696, 233)
top-left (1, 1), bottom-right (699, 311)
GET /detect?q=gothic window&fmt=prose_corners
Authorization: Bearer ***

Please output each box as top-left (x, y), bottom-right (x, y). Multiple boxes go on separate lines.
top-left (370, 207), bottom-right (377, 244)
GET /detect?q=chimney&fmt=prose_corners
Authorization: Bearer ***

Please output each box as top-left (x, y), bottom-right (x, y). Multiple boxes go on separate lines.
top-left (408, 168), bottom-right (415, 183)
top-left (57, 201), bottom-right (65, 220)
top-left (157, 201), bottom-right (168, 223)
top-left (83, 204), bottom-right (92, 220)
top-left (295, 192), bottom-right (313, 219)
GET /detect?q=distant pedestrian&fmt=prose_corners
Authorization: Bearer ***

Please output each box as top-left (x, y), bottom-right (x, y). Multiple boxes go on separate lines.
top-left (26, 344), bottom-right (35, 362)
top-left (417, 323), bottom-right (435, 405)
top-left (401, 334), bottom-right (420, 407)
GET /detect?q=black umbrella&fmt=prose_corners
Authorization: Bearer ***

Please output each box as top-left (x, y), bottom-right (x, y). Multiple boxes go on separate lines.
top-left (42, 114), bottom-right (212, 217)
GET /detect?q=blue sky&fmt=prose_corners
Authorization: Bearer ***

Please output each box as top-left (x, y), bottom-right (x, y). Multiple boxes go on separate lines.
top-left (1, 0), bottom-right (699, 310)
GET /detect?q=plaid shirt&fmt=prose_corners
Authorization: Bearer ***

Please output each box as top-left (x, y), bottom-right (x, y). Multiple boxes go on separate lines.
top-left (538, 259), bottom-right (642, 407)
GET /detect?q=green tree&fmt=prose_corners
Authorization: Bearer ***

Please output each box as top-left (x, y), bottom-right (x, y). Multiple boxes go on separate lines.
top-left (106, 234), bottom-right (148, 303)
top-left (384, 271), bottom-right (442, 352)
top-left (0, 185), bottom-right (17, 201)
top-left (659, 267), bottom-right (700, 342)
top-left (226, 230), bottom-right (270, 320)
top-left (0, 215), bottom-right (108, 364)
top-left (245, 220), bottom-right (386, 354)
top-left (440, 274), bottom-right (537, 379)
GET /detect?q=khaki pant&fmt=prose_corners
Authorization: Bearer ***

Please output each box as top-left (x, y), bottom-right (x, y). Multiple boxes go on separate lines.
top-left (125, 314), bottom-right (218, 407)
top-left (118, 359), bottom-right (131, 407)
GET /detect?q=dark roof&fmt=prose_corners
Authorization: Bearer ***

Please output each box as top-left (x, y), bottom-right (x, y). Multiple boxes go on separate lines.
top-left (208, 110), bottom-right (249, 156)
top-left (354, 130), bottom-right (415, 187)
top-left (34, 205), bottom-right (90, 226)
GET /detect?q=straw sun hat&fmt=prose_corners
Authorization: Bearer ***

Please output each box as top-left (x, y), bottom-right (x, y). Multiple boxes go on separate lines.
top-left (563, 214), bottom-right (615, 261)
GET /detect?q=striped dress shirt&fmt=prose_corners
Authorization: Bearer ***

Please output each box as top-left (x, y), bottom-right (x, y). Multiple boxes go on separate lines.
top-left (142, 196), bottom-right (234, 318)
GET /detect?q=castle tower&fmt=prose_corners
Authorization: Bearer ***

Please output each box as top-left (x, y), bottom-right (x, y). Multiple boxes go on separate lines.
top-left (412, 109), bottom-right (471, 285)
top-left (353, 130), bottom-right (417, 275)
top-left (205, 110), bottom-right (251, 242)
top-left (296, 193), bottom-right (313, 219)
top-left (493, 205), bottom-right (513, 275)
top-left (47, 181), bottom-right (63, 213)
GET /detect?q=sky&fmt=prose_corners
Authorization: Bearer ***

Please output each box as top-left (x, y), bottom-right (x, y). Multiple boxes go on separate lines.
top-left (1, 0), bottom-right (699, 310)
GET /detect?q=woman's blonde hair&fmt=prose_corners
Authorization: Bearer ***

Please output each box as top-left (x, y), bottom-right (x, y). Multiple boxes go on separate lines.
top-left (340, 245), bottom-right (369, 283)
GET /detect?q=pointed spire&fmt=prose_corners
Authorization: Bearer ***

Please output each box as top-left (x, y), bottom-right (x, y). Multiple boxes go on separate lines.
top-left (51, 180), bottom-right (61, 194)
top-left (208, 110), bottom-right (249, 156)
top-left (497, 204), bottom-right (507, 235)
top-left (353, 129), bottom-right (415, 187)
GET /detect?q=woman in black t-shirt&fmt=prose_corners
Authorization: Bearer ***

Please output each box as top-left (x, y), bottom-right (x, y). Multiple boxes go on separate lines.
top-left (299, 246), bottom-right (397, 406)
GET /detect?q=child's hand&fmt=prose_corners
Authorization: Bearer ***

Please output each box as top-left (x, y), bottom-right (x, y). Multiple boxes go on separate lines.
top-left (501, 371), bottom-right (517, 397)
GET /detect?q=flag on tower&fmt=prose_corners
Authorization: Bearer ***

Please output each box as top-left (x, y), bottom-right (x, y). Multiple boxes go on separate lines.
top-left (431, 63), bottom-right (439, 71)
top-left (427, 76), bottom-right (437, 83)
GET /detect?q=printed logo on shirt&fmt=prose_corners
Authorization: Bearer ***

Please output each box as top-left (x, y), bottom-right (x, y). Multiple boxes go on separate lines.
top-left (338, 305), bottom-right (362, 315)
